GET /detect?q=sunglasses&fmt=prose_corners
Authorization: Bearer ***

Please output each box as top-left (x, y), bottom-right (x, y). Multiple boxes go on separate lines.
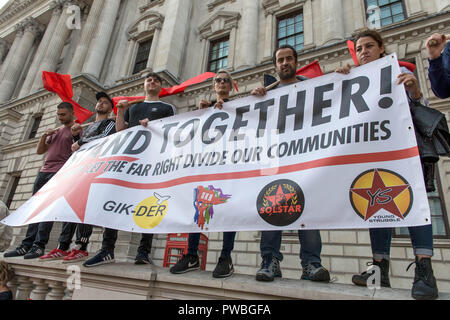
top-left (215, 77), bottom-right (231, 84)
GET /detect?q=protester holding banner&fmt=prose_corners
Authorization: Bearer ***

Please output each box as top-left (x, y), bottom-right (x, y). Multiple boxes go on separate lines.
top-left (39, 92), bottom-right (116, 263)
top-left (170, 70), bottom-right (237, 278)
top-left (84, 73), bottom-right (176, 267)
top-left (4, 103), bottom-right (79, 260)
top-left (251, 45), bottom-right (330, 283)
top-left (426, 33), bottom-right (450, 99)
top-left (337, 29), bottom-right (439, 300)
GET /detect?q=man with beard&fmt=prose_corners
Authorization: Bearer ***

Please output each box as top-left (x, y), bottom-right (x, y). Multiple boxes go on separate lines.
top-left (251, 45), bottom-right (330, 283)
top-left (4, 102), bottom-right (79, 259)
top-left (38, 92), bottom-right (116, 263)
top-left (84, 73), bottom-right (176, 267)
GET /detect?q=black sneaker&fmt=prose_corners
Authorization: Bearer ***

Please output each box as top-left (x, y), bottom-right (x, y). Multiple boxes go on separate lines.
top-left (352, 259), bottom-right (391, 288)
top-left (301, 263), bottom-right (330, 282)
top-left (408, 257), bottom-right (439, 300)
top-left (213, 256), bottom-right (234, 278)
top-left (23, 246), bottom-right (44, 259)
top-left (170, 254), bottom-right (199, 274)
top-left (135, 252), bottom-right (152, 265)
top-left (3, 245), bottom-right (30, 258)
top-left (83, 250), bottom-right (115, 268)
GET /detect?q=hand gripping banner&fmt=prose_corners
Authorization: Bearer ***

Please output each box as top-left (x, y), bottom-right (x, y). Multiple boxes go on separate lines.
top-left (2, 54), bottom-right (432, 233)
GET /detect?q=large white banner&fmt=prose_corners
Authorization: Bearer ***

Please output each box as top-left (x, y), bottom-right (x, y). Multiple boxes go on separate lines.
top-left (2, 54), bottom-right (432, 233)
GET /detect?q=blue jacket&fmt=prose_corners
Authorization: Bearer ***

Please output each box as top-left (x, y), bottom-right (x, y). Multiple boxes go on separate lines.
top-left (428, 42), bottom-right (450, 99)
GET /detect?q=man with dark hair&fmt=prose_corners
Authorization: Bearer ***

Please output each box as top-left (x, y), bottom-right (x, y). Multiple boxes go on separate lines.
top-left (4, 102), bottom-right (79, 259)
top-left (39, 92), bottom-right (116, 263)
top-left (251, 45), bottom-right (330, 283)
top-left (84, 73), bottom-right (176, 267)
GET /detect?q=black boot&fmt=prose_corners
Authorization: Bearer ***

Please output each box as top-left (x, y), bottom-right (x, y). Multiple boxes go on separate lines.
top-left (422, 162), bottom-right (436, 193)
top-left (408, 257), bottom-right (439, 300)
top-left (352, 259), bottom-right (391, 288)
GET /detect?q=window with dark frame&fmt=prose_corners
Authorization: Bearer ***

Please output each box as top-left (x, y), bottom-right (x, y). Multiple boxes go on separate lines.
top-left (277, 12), bottom-right (304, 52)
top-left (133, 38), bottom-right (152, 74)
top-left (208, 37), bottom-right (229, 73)
top-left (5, 175), bottom-right (20, 209)
top-left (28, 115), bottom-right (42, 139)
top-left (365, 0), bottom-right (406, 28)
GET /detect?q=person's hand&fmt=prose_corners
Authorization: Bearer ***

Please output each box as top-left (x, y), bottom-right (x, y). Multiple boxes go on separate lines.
top-left (116, 100), bottom-right (130, 112)
top-left (397, 73), bottom-right (421, 100)
top-left (426, 33), bottom-right (447, 60)
top-left (335, 63), bottom-right (352, 75)
top-left (71, 142), bottom-right (80, 152)
top-left (43, 128), bottom-right (56, 138)
top-left (251, 87), bottom-right (267, 97)
top-left (71, 123), bottom-right (82, 136)
top-left (214, 99), bottom-right (225, 110)
top-left (139, 118), bottom-right (150, 127)
top-left (199, 99), bottom-right (211, 109)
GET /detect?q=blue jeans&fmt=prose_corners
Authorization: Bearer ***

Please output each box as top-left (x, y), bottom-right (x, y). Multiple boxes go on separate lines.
top-left (188, 232), bottom-right (236, 257)
top-left (370, 225), bottom-right (434, 260)
top-left (260, 230), bottom-right (322, 268)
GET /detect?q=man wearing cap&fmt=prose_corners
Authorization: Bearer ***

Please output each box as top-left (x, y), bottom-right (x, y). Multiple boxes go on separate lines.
top-left (38, 92), bottom-right (116, 263)
top-left (4, 102), bottom-right (79, 259)
top-left (84, 72), bottom-right (176, 267)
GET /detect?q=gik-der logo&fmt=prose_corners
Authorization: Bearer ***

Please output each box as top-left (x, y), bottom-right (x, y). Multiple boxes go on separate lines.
top-left (193, 186), bottom-right (231, 230)
top-left (257, 179), bottom-right (305, 227)
top-left (350, 169), bottom-right (413, 221)
top-left (133, 193), bottom-right (171, 229)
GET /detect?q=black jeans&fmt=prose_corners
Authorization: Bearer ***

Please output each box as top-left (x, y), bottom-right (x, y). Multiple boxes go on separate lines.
top-left (101, 228), bottom-right (153, 255)
top-left (57, 223), bottom-right (93, 251)
top-left (21, 172), bottom-right (56, 249)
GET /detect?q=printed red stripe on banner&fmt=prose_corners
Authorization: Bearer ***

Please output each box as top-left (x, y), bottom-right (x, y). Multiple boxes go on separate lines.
top-left (93, 147), bottom-right (420, 190)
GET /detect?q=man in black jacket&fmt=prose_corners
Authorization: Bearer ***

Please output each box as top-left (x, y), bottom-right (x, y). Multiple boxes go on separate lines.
top-left (251, 45), bottom-right (330, 283)
top-left (39, 92), bottom-right (116, 263)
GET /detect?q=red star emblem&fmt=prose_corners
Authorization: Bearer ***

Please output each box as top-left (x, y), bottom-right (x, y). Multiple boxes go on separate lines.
top-left (265, 185), bottom-right (296, 207)
top-left (350, 169), bottom-right (410, 220)
top-left (24, 155), bottom-right (138, 224)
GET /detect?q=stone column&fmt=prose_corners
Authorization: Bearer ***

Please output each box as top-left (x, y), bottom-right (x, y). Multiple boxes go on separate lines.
top-left (46, 281), bottom-right (66, 300)
top-left (29, 279), bottom-right (49, 300)
top-left (303, 0), bottom-right (314, 47)
top-left (0, 19), bottom-right (42, 103)
top-left (120, 38), bottom-right (136, 77)
top-left (235, 0), bottom-right (259, 69)
top-left (0, 38), bottom-right (8, 65)
top-left (263, 12), bottom-right (274, 61)
top-left (68, 0), bottom-right (104, 75)
top-left (146, 27), bottom-right (161, 70)
top-left (0, 26), bottom-right (24, 82)
top-left (351, 0), bottom-right (366, 31)
top-left (81, 0), bottom-right (121, 79)
top-left (19, 2), bottom-right (62, 98)
top-left (30, 1), bottom-right (74, 92)
top-left (15, 276), bottom-right (33, 300)
top-left (407, 0), bottom-right (423, 15)
top-left (320, 0), bottom-right (344, 45)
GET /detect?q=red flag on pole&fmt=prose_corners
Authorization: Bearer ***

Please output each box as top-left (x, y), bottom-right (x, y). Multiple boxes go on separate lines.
top-left (296, 60), bottom-right (324, 78)
top-left (42, 72), bottom-right (94, 124)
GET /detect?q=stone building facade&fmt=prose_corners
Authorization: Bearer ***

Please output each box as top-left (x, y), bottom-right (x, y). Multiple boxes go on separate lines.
top-left (0, 0), bottom-right (449, 296)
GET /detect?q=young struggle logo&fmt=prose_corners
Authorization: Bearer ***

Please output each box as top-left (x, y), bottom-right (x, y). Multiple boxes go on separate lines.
top-left (257, 179), bottom-right (305, 227)
top-left (350, 169), bottom-right (413, 222)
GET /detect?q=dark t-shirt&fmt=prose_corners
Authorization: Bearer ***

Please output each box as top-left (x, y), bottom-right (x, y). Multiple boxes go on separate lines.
top-left (124, 101), bottom-right (176, 128)
top-left (40, 126), bottom-right (74, 173)
top-left (0, 290), bottom-right (13, 300)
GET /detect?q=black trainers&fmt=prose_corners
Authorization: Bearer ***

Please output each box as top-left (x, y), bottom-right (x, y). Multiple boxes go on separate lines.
top-left (301, 263), bottom-right (330, 282)
top-left (3, 245), bottom-right (30, 258)
top-left (213, 256), bottom-right (234, 278)
top-left (135, 252), bottom-right (152, 265)
top-left (83, 250), bottom-right (115, 268)
top-left (408, 257), bottom-right (439, 300)
top-left (170, 254), bottom-right (199, 274)
top-left (352, 259), bottom-right (391, 288)
top-left (23, 246), bottom-right (44, 259)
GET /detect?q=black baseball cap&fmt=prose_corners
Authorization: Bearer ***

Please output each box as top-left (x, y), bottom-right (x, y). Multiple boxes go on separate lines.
top-left (96, 92), bottom-right (114, 108)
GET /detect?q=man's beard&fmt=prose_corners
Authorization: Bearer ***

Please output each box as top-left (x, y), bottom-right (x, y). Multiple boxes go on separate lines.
top-left (96, 109), bottom-right (108, 115)
top-left (278, 67), bottom-right (296, 81)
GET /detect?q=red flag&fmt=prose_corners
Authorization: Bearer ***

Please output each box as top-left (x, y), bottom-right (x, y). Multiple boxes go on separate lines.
top-left (296, 60), bottom-right (324, 78)
top-left (111, 72), bottom-right (217, 114)
top-left (346, 40), bottom-right (416, 72)
top-left (42, 72), bottom-right (93, 124)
